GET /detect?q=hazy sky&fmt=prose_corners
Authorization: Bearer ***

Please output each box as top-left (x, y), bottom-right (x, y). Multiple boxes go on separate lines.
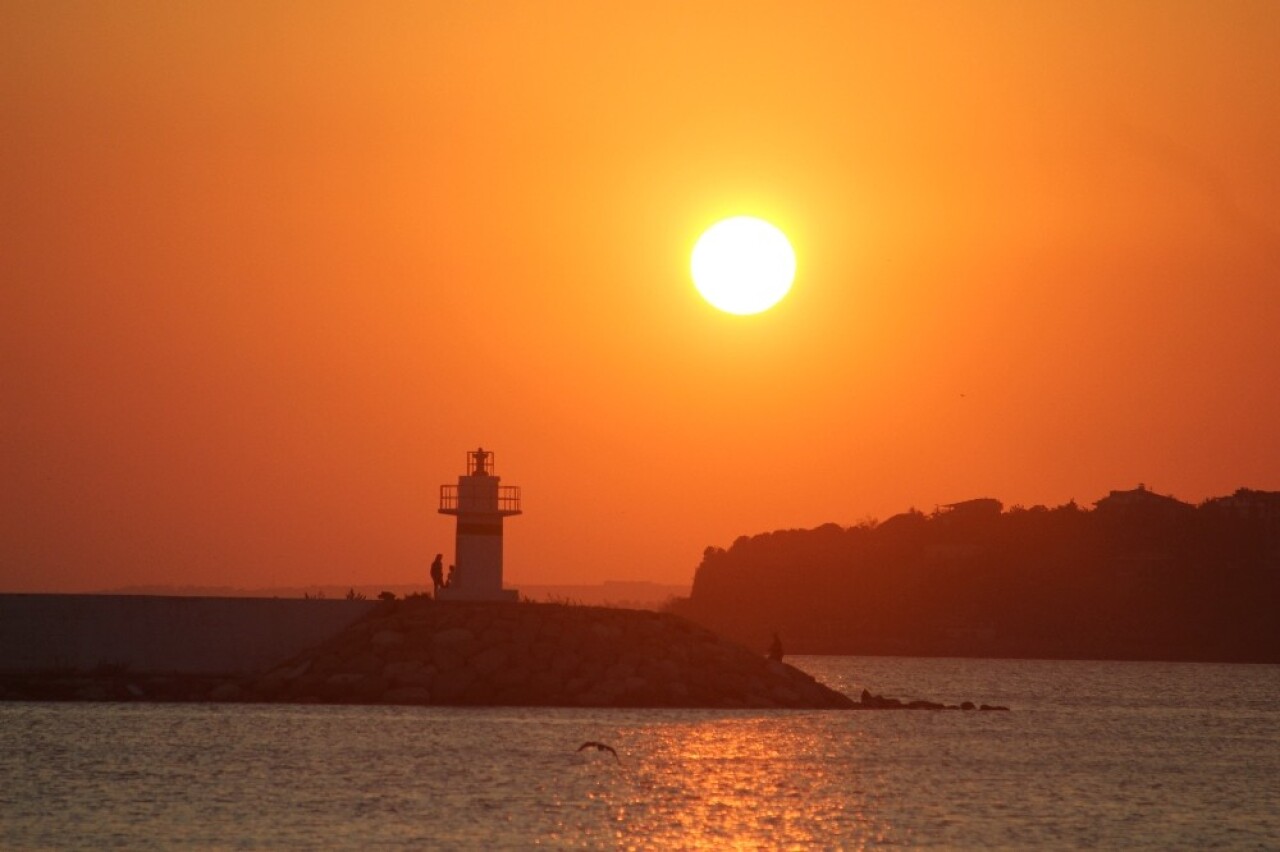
top-left (4, 1), bottom-right (1279, 591)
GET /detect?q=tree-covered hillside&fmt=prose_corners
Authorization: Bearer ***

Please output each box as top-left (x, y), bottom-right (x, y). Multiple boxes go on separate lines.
top-left (667, 488), bottom-right (1280, 662)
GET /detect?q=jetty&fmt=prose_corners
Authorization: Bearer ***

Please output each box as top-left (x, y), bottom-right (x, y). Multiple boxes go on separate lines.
top-left (0, 596), bottom-right (848, 708)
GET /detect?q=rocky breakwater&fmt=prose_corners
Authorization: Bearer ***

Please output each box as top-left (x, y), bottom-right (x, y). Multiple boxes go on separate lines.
top-left (857, 689), bottom-right (1009, 711)
top-left (235, 599), bottom-right (853, 709)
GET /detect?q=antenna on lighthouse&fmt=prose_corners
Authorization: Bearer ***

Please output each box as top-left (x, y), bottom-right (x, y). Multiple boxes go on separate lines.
top-left (437, 448), bottom-right (521, 602)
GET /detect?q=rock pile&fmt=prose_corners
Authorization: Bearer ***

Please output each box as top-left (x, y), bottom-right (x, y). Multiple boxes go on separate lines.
top-left (229, 599), bottom-right (854, 709)
top-left (856, 689), bottom-right (1010, 711)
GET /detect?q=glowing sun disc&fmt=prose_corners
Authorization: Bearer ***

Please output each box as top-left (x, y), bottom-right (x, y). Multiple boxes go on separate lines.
top-left (691, 216), bottom-right (796, 315)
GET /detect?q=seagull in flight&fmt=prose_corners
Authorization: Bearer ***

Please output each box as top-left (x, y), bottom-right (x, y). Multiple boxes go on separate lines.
top-left (577, 741), bottom-right (620, 763)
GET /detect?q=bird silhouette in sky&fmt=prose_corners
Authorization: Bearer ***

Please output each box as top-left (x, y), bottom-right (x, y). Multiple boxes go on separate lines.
top-left (577, 741), bottom-right (620, 763)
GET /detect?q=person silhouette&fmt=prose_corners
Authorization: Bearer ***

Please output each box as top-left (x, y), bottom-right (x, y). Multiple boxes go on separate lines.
top-left (430, 554), bottom-right (444, 595)
top-left (768, 633), bottom-right (784, 662)
top-left (446, 564), bottom-right (455, 588)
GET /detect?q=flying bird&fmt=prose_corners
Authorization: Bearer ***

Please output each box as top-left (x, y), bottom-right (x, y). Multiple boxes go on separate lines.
top-left (577, 741), bottom-right (620, 763)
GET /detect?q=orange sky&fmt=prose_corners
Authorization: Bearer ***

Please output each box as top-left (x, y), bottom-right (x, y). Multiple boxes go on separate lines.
top-left (3, 2), bottom-right (1279, 592)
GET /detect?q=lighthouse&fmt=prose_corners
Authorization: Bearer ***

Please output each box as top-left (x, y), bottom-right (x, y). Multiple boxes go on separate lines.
top-left (437, 448), bottom-right (521, 601)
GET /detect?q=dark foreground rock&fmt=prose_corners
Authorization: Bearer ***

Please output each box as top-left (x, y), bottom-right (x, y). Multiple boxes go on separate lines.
top-left (238, 599), bottom-right (853, 708)
top-left (855, 689), bottom-right (1009, 711)
top-left (0, 599), bottom-right (852, 709)
top-left (0, 672), bottom-right (228, 703)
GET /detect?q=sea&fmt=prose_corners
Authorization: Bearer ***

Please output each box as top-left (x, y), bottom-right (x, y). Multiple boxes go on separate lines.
top-left (2, 657), bottom-right (1277, 849)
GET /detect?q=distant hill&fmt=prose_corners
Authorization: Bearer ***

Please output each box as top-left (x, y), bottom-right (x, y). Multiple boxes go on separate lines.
top-left (666, 486), bottom-right (1280, 663)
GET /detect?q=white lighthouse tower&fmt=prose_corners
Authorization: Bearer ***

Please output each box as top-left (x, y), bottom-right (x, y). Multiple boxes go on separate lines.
top-left (437, 448), bottom-right (521, 601)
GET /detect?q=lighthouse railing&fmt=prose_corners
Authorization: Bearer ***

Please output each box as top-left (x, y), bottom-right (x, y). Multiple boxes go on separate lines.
top-left (498, 486), bottom-right (521, 513)
top-left (440, 484), bottom-right (521, 513)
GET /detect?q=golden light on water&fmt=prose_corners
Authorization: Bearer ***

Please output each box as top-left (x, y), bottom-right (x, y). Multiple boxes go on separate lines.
top-left (569, 718), bottom-right (892, 848)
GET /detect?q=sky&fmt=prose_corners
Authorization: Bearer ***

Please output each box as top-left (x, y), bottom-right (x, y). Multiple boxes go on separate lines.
top-left (3, 1), bottom-right (1279, 592)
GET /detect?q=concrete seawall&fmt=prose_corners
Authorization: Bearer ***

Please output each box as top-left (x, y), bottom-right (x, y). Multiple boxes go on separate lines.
top-left (0, 595), bottom-right (377, 675)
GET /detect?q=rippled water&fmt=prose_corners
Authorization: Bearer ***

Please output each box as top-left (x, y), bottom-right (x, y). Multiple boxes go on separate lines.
top-left (2, 658), bottom-right (1277, 848)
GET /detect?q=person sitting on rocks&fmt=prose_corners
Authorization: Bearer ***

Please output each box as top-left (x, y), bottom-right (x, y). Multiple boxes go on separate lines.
top-left (768, 633), bottom-right (784, 662)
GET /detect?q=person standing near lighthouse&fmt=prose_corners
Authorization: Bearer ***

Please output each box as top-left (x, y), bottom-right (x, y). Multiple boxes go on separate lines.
top-left (430, 553), bottom-right (445, 595)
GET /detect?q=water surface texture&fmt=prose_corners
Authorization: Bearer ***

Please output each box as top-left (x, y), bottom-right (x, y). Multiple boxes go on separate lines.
top-left (2, 657), bottom-right (1277, 847)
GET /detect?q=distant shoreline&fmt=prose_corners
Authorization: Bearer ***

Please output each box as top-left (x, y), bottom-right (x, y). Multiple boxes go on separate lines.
top-left (86, 581), bottom-right (691, 609)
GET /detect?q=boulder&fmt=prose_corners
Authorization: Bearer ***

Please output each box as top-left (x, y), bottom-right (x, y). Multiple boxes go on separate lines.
top-left (210, 681), bottom-right (242, 702)
top-left (371, 630), bottom-right (405, 651)
top-left (470, 645), bottom-right (509, 676)
top-left (383, 686), bottom-right (431, 705)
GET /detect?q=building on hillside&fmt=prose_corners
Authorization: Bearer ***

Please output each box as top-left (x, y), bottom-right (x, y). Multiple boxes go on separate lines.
top-left (1093, 484), bottom-right (1193, 517)
top-left (939, 498), bottom-right (1003, 517)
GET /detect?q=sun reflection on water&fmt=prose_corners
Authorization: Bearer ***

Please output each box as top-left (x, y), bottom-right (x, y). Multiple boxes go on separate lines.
top-left (570, 714), bottom-right (896, 849)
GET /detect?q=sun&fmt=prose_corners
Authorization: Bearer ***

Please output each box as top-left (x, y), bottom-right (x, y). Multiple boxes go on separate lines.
top-left (691, 216), bottom-right (796, 315)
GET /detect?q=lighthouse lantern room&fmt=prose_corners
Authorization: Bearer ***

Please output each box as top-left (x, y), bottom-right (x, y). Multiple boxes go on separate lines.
top-left (437, 448), bottom-right (521, 601)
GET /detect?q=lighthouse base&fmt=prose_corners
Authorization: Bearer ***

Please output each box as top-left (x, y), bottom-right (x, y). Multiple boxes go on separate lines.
top-left (435, 586), bottom-right (519, 603)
